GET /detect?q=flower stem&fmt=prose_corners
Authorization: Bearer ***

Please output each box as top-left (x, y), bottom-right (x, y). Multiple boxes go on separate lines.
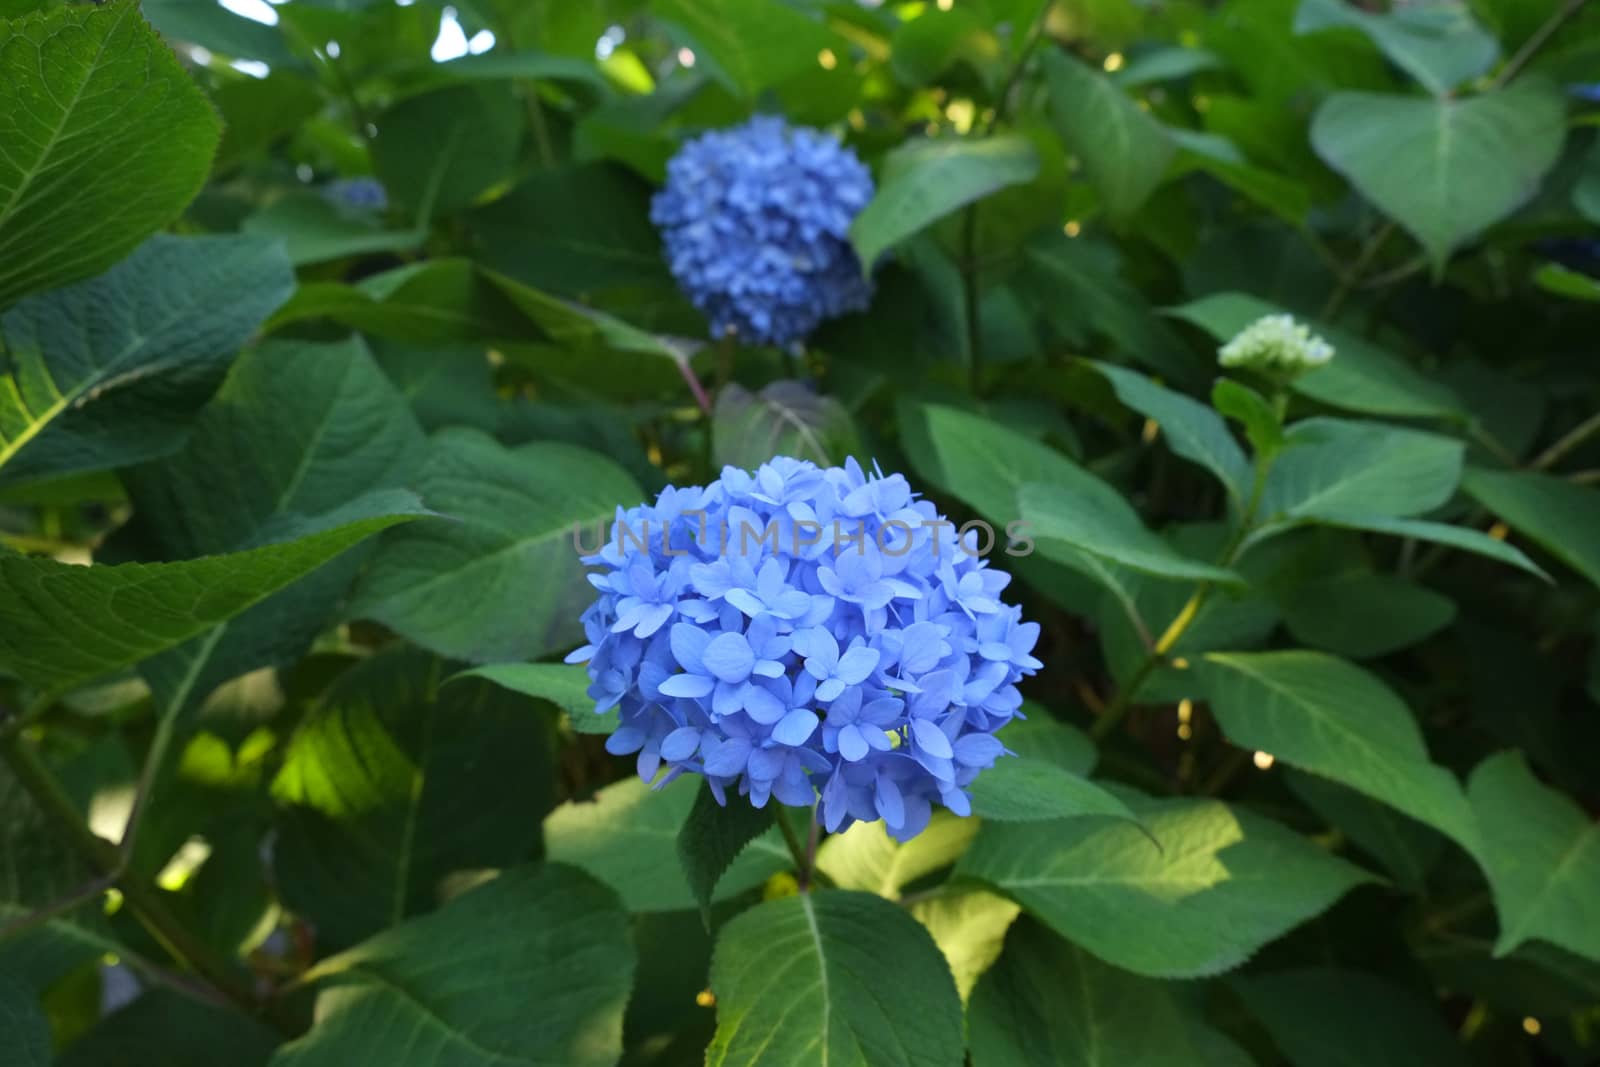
top-left (778, 806), bottom-right (810, 882)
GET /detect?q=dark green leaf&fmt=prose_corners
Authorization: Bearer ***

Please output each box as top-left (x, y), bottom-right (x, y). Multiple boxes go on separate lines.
top-left (969, 917), bottom-right (1253, 1066)
top-left (0, 973), bottom-right (48, 1067)
top-left (448, 662), bottom-right (613, 734)
top-left (348, 429), bottom-right (641, 663)
top-left (0, 235), bottom-right (294, 487)
top-left (1020, 481), bottom-right (1244, 584)
top-left (0, 0), bottom-right (221, 309)
top-left (1233, 968), bottom-right (1467, 1067)
top-left (270, 649), bottom-right (552, 948)
top-left (58, 988), bottom-right (281, 1067)
top-left (272, 865), bottom-right (635, 1067)
top-left (850, 135), bottom-right (1040, 268)
top-left (1462, 467), bottom-right (1600, 588)
top-left (371, 82), bottom-right (522, 218)
top-left (713, 381), bottom-right (861, 470)
top-left (1212, 378), bottom-right (1284, 456)
top-left (1042, 50), bottom-right (1175, 219)
top-left (677, 783), bottom-right (776, 925)
top-left (0, 489), bottom-right (426, 697)
top-left (1295, 0), bottom-right (1498, 95)
top-left (1093, 361), bottom-right (1252, 506)
top-left (656, 0), bottom-right (832, 98)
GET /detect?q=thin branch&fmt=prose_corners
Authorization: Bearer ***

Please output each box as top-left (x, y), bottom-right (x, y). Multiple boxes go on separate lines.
top-left (1492, 0), bottom-right (1589, 90)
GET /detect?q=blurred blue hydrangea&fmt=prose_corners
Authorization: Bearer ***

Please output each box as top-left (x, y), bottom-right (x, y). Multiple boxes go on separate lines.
top-left (567, 457), bottom-right (1040, 841)
top-left (323, 177), bottom-right (388, 213)
top-left (650, 116), bottom-right (875, 346)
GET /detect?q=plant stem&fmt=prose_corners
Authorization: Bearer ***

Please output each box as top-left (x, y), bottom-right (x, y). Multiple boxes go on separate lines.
top-left (777, 807), bottom-right (810, 880)
top-left (798, 808), bottom-right (822, 893)
top-left (982, 0), bottom-right (1054, 134)
top-left (1092, 452), bottom-right (1274, 740)
top-left (1532, 408), bottom-right (1600, 471)
top-left (1492, 0), bottom-right (1588, 90)
top-left (1321, 221), bottom-right (1396, 319)
top-left (0, 733), bottom-right (291, 1033)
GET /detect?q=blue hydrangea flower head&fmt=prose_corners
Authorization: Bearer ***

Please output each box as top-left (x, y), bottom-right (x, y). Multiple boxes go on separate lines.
top-left (568, 457), bottom-right (1042, 841)
top-left (651, 116), bottom-right (876, 346)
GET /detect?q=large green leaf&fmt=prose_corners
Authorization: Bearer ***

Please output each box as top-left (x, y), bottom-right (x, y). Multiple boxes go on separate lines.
top-left (348, 428), bottom-right (641, 663)
top-left (1205, 651), bottom-right (1479, 851)
top-left (850, 135), bottom-right (1040, 268)
top-left (271, 864), bottom-right (635, 1067)
top-left (240, 193), bottom-right (425, 268)
top-left (0, 489), bottom-right (425, 697)
top-left (1288, 771), bottom-right (1445, 894)
top-left (1468, 751), bottom-right (1600, 964)
top-left (1256, 417), bottom-right (1464, 526)
top-left (270, 648), bottom-right (552, 949)
top-left (908, 890), bottom-right (1021, 1004)
top-left (371, 82), bottom-right (522, 218)
top-left (543, 776), bottom-right (791, 913)
top-left (0, 0), bottom-right (221, 309)
top-left (1092, 362), bottom-right (1251, 506)
top-left (1170, 291), bottom-right (1464, 419)
top-left (1462, 467), bottom-right (1600, 588)
top-left (967, 757), bottom-right (1141, 827)
top-left (1042, 49), bottom-right (1175, 219)
top-left (1295, 0), bottom-right (1497, 95)
top-left (969, 918), bottom-right (1253, 1067)
top-left (1019, 481), bottom-right (1243, 585)
top-left (958, 792), bottom-right (1372, 978)
top-left (1310, 81), bottom-right (1566, 270)
top-left (448, 662), bottom-right (614, 734)
top-left (1278, 569), bottom-right (1456, 659)
top-left (656, 0), bottom-right (832, 97)
top-left (266, 260), bottom-right (528, 342)
top-left (122, 337), bottom-right (427, 716)
top-left (705, 890), bottom-right (964, 1067)
top-left (1233, 968), bottom-right (1467, 1067)
top-left (0, 234), bottom-right (294, 486)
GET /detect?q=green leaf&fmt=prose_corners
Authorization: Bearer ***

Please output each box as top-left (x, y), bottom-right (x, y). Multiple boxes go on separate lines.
top-left (58, 989), bottom-right (281, 1067)
top-left (1306, 513), bottom-right (1548, 580)
top-left (958, 792), bottom-right (1372, 978)
top-left (656, 0), bottom-right (832, 98)
top-left (140, 0), bottom-right (293, 64)
top-left (371, 82), bottom-right (522, 218)
top-left (482, 267), bottom-right (697, 365)
top-left (1535, 262), bottom-right (1600, 302)
top-left (436, 51), bottom-right (615, 96)
top-left (0, 489), bottom-right (426, 697)
top-left (908, 890), bottom-right (1020, 1003)
top-left (212, 71), bottom-right (325, 173)
top-left (1112, 46), bottom-right (1223, 87)
top-left (0, 0), bottom-right (221, 309)
top-left (1212, 378), bottom-right (1285, 456)
top-left (816, 811), bottom-right (977, 898)
top-left (272, 864), bottom-right (635, 1067)
top-left (1093, 362), bottom-right (1251, 506)
top-left (1170, 292), bottom-right (1464, 419)
top-left (240, 193), bottom-right (425, 267)
top-left (1295, 0), bottom-right (1498, 95)
top-left (0, 234), bottom-right (294, 486)
top-left (1042, 49), bottom-right (1175, 219)
top-left (1288, 771), bottom-right (1444, 894)
top-left (448, 662), bottom-right (614, 734)
top-left (121, 336), bottom-right (427, 717)
top-left (1468, 751), bottom-right (1600, 964)
top-left (1310, 81), bottom-right (1566, 271)
top-left (544, 776), bottom-right (791, 913)
top-left (1462, 467), bottom-right (1600, 588)
top-left (705, 890), bottom-right (964, 1067)
top-left (266, 260), bottom-right (528, 342)
top-left (0, 973), bottom-right (48, 1067)
top-left (968, 757), bottom-right (1142, 827)
top-left (270, 648), bottom-right (552, 948)
top-left (969, 918), bottom-right (1254, 1067)
top-left (678, 783), bottom-right (777, 925)
top-left (1238, 970), bottom-right (1467, 1067)
top-left (1019, 481), bottom-right (1244, 585)
top-left (890, 6), bottom-right (1005, 90)
top-left (1279, 569), bottom-right (1456, 658)
top-left (999, 709), bottom-right (1098, 776)
top-left (850, 135), bottom-right (1040, 268)
top-left (1204, 651), bottom-right (1479, 851)
top-left (1257, 417), bottom-right (1463, 526)
top-left (713, 381), bottom-right (861, 470)
top-left (348, 428), bottom-right (641, 663)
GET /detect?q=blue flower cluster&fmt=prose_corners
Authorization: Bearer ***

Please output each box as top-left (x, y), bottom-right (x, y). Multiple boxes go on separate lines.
top-left (650, 116), bottom-right (875, 347)
top-left (568, 457), bottom-right (1041, 841)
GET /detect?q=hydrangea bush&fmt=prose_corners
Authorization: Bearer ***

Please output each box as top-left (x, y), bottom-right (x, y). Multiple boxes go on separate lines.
top-left (570, 458), bottom-right (1037, 839)
top-left (1, 2), bottom-right (1598, 1066)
